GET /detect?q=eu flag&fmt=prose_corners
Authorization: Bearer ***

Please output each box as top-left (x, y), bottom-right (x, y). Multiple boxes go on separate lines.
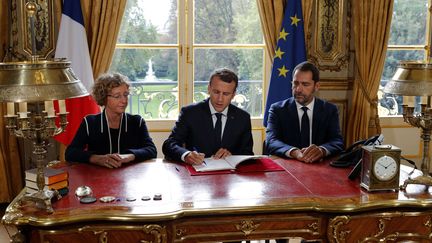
top-left (263, 0), bottom-right (307, 126)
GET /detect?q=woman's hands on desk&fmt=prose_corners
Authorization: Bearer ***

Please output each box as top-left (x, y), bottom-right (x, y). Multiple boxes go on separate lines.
top-left (89, 153), bottom-right (136, 168)
top-left (290, 144), bottom-right (325, 163)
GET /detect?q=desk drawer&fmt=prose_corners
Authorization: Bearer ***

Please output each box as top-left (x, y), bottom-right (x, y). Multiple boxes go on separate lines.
top-left (328, 211), bottom-right (432, 243)
top-left (36, 224), bottom-right (168, 243)
top-left (173, 213), bottom-right (326, 242)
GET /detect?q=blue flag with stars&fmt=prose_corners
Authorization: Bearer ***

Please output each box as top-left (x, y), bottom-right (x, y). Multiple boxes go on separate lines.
top-left (263, 0), bottom-right (306, 126)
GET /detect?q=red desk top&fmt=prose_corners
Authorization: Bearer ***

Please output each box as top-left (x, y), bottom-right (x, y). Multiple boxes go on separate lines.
top-left (6, 157), bottom-right (432, 226)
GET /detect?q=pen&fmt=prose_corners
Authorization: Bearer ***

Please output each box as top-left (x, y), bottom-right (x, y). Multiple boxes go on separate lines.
top-left (192, 146), bottom-right (206, 165)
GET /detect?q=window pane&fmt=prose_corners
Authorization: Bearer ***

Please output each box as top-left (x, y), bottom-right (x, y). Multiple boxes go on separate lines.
top-left (117, 0), bottom-right (177, 44)
top-left (381, 50), bottom-right (424, 80)
top-left (194, 0), bottom-right (263, 44)
top-left (388, 0), bottom-right (427, 45)
top-left (110, 49), bottom-right (179, 119)
top-left (194, 48), bottom-right (263, 117)
top-left (379, 50), bottom-right (424, 116)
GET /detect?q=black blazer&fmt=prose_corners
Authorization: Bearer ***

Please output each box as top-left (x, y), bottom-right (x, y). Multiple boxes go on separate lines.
top-left (65, 110), bottom-right (157, 162)
top-left (162, 99), bottom-right (254, 161)
top-left (265, 97), bottom-right (344, 157)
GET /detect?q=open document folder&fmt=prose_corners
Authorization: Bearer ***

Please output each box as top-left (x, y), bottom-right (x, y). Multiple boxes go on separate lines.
top-left (192, 155), bottom-right (269, 172)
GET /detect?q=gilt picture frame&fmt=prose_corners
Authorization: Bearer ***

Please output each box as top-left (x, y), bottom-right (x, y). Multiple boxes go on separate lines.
top-left (308, 0), bottom-right (350, 72)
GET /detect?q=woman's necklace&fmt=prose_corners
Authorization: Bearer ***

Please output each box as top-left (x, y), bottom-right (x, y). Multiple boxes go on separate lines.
top-left (105, 111), bottom-right (123, 154)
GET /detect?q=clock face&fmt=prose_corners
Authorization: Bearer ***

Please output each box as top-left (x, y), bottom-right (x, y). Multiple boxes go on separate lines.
top-left (373, 155), bottom-right (398, 181)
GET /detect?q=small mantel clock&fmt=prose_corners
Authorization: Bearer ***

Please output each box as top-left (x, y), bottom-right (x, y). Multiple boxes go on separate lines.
top-left (360, 144), bottom-right (401, 191)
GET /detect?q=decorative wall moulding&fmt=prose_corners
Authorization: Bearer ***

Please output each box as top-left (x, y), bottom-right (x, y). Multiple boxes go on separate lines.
top-left (308, 0), bottom-right (351, 72)
top-left (11, 0), bottom-right (56, 60)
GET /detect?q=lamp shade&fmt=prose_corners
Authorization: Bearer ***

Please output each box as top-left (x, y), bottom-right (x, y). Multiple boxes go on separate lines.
top-left (383, 61), bottom-right (432, 96)
top-left (0, 60), bottom-right (88, 102)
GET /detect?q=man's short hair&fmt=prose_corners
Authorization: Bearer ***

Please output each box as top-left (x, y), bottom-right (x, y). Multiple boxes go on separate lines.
top-left (209, 68), bottom-right (239, 90)
top-left (293, 61), bottom-right (320, 83)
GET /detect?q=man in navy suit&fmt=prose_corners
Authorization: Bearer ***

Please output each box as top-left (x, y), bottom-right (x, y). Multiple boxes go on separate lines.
top-left (266, 61), bottom-right (344, 163)
top-left (163, 68), bottom-right (253, 165)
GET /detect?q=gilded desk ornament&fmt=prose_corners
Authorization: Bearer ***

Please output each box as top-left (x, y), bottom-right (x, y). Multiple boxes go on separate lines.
top-left (328, 215), bottom-right (351, 243)
top-left (76, 224), bottom-right (167, 243)
top-left (373, 217), bottom-right (391, 238)
top-left (235, 220), bottom-right (260, 235)
top-left (307, 221), bottom-right (319, 231)
top-left (425, 215), bottom-right (432, 229)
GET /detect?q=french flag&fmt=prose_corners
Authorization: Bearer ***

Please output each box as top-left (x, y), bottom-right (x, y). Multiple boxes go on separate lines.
top-left (54, 0), bottom-right (100, 145)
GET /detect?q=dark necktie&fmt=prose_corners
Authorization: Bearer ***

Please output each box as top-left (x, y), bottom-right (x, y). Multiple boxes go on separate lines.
top-left (300, 107), bottom-right (310, 148)
top-left (215, 113), bottom-right (222, 147)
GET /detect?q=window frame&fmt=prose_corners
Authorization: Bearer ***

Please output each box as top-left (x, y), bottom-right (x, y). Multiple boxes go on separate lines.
top-left (380, 0), bottom-right (432, 118)
top-left (112, 0), bottom-right (271, 128)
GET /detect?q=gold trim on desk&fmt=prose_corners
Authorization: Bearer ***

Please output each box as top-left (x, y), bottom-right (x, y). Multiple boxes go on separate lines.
top-left (3, 161), bottom-right (432, 228)
top-left (3, 160), bottom-right (432, 242)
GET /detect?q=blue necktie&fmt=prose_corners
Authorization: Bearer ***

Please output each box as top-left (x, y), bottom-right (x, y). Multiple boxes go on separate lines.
top-left (215, 113), bottom-right (222, 148)
top-left (300, 107), bottom-right (310, 148)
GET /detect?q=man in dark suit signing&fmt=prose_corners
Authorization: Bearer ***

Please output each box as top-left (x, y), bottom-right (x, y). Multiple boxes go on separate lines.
top-left (163, 68), bottom-right (253, 165)
top-left (266, 61), bottom-right (344, 163)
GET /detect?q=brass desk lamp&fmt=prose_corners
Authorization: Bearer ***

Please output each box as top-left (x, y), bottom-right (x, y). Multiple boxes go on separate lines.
top-left (384, 61), bottom-right (432, 190)
top-left (0, 2), bottom-right (88, 212)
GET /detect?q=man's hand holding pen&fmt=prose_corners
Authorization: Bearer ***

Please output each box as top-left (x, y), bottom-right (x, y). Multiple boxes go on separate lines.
top-left (185, 151), bottom-right (205, 165)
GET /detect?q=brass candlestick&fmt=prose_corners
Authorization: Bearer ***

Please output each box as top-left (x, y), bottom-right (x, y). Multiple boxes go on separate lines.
top-left (399, 104), bottom-right (432, 190)
top-left (0, 1), bottom-right (89, 213)
top-left (384, 61), bottom-right (432, 190)
top-left (0, 58), bottom-right (88, 213)
top-left (4, 110), bottom-right (69, 212)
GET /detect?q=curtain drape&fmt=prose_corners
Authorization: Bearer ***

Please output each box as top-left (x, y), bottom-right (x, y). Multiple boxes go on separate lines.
top-left (256, 0), bottom-right (312, 61)
top-left (81, 0), bottom-right (127, 78)
top-left (0, 0), bottom-right (24, 203)
top-left (345, 0), bottom-right (393, 145)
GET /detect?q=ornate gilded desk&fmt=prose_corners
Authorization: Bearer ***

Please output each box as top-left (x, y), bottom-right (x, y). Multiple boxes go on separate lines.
top-left (2, 158), bottom-right (432, 243)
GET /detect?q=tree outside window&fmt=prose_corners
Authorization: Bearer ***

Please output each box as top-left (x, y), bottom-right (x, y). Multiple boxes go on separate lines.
top-left (110, 0), bottom-right (265, 120)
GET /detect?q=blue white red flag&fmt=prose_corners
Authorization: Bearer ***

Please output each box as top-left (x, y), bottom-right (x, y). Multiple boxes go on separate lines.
top-left (263, 0), bottom-right (307, 126)
top-left (54, 0), bottom-right (100, 145)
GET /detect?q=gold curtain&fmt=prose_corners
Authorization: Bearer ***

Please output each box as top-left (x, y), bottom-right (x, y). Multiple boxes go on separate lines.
top-left (0, 0), bottom-right (23, 203)
top-left (81, 0), bottom-right (127, 78)
top-left (345, 0), bottom-right (393, 145)
top-left (256, 0), bottom-right (312, 61)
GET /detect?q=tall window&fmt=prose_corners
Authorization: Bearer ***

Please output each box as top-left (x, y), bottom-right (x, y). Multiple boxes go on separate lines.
top-left (110, 0), bottom-right (266, 120)
top-left (379, 0), bottom-right (431, 116)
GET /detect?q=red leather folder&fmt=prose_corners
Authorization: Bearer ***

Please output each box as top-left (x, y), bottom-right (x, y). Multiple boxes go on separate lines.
top-left (186, 158), bottom-right (285, 176)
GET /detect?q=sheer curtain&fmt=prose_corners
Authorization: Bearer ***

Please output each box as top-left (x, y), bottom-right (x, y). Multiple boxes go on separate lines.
top-left (346, 0), bottom-right (393, 144)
